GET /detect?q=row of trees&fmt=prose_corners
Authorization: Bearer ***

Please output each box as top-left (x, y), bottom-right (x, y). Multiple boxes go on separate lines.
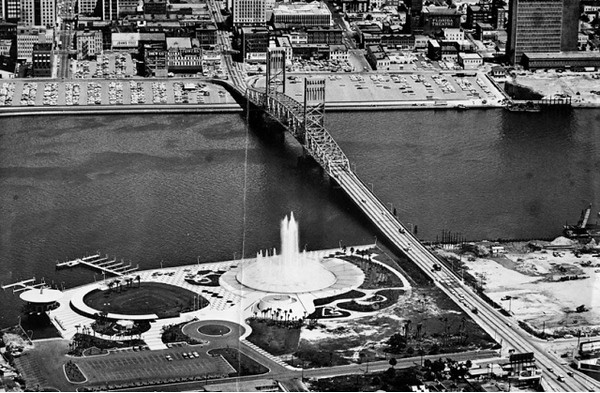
top-left (253, 307), bottom-right (306, 327)
top-left (106, 275), bottom-right (141, 292)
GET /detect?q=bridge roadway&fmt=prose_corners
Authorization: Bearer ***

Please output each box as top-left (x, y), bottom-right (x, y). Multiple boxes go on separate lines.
top-left (214, 21), bottom-right (600, 390)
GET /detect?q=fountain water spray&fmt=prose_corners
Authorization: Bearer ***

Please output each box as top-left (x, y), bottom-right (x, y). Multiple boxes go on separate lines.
top-left (236, 213), bottom-right (336, 293)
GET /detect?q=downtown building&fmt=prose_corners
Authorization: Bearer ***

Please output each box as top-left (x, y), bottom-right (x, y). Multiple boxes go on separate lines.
top-left (233, 0), bottom-right (266, 26)
top-left (506, 0), bottom-right (579, 65)
top-left (77, 0), bottom-right (99, 15)
top-left (19, 0), bottom-right (56, 27)
top-left (76, 29), bottom-right (103, 59)
top-left (1, 0), bottom-right (20, 23)
top-left (31, 41), bottom-right (51, 76)
top-left (271, 2), bottom-right (332, 28)
top-left (16, 25), bottom-right (52, 61)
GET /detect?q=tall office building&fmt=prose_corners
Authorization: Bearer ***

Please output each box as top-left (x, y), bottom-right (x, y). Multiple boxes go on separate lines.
top-left (101, 0), bottom-right (118, 20)
top-left (78, 0), bottom-right (99, 15)
top-left (233, 0), bottom-right (266, 27)
top-left (506, 0), bottom-right (579, 65)
top-left (2, 0), bottom-right (20, 23)
top-left (20, 0), bottom-right (56, 27)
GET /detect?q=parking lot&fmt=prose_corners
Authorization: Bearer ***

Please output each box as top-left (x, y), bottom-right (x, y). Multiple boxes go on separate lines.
top-left (284, 71), bottom-right (505, 106)
top-left (72, 53), bottom-right (137, 79)
top-left (0, 79), bottom-right (237, 107)
top-left (77, 346), bottom-right (235, 388)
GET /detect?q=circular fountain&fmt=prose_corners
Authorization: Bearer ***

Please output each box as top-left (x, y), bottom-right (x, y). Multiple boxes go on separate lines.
top-left (236, 213), bottom-right (337, 293)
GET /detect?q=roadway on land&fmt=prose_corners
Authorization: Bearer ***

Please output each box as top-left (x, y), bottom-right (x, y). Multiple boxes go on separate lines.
top-left (114, 350), bottom-right (498, 392)
top-left (329, 165), bottom-right (600, 392)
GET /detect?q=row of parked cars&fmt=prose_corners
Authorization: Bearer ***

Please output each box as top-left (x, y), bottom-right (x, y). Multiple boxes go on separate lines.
top-left (108, 82), bottom-right (124, 105)
top-left (0, 83), bottom-right (15, 106)
top-left (152, 82), bottom-right (168, 104)
top-left (20, 82), bottom-right (37, 106)
top-left (165, 351), bottom-right (200, 361)
top-left (87, 82), bottom-right (102, 105)
top-left (64, 82), bottom-right (81, 105)
top-left (42, 83), bottom-right (59, 106)
top-left (130, 81), bottom-right (146, 104)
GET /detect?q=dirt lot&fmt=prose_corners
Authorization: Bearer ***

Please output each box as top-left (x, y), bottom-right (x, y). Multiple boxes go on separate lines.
top-left (436, 241), bottom-right (600, 335)
top-left (510, 71), bottom-right (600, 107)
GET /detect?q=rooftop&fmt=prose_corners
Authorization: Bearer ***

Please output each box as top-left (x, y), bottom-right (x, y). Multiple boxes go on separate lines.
top-left (523, 51), bottom-right (600, 60)
top-left (272, 1), bottom-right (331, 15)
top-left (423, 5), bottom-right (459, 15)
top-left (166, 37), bottom-right (192, 48)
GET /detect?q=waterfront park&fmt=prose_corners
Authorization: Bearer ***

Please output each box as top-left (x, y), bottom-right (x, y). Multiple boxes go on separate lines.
top-left (5, 214), bottom-right (495, 391)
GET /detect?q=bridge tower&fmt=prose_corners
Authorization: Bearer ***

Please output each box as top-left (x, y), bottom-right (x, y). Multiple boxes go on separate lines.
top-left (302, 77), bottom-right (325, 142)
top-left (266, 48), bottom-right (286, 96)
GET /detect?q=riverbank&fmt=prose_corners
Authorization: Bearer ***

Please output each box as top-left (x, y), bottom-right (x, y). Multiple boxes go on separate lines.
top-left (0, 103), bottom-right (241, 117)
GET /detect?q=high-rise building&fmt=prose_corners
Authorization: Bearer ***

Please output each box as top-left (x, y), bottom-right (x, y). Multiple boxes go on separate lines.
top-left (101, 0), bottom-right (118, 20)
top-left (233, 0), bottom-right (266, 27)
top-left (2, 0), bottom-right (20, 22)
top-left (506, 0), bottom-right (579, 65)
top-left (19, 0), bottom-right (56, 27)
top-left (78, 0), bottom-right (99, 15)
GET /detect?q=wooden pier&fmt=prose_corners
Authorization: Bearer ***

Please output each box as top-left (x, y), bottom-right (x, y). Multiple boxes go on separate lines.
top-left (1, 278), bottom-right (49, 293)
top-left (56, 253), bottom-right (139, 277)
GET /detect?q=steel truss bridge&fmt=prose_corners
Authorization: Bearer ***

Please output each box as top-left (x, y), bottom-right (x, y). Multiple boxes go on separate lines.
top-left (222, 48), bottom-right (600, 393)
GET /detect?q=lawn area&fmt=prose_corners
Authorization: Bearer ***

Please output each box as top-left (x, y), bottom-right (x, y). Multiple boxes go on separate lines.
top-left (83, 282), bottom-right (207, 317)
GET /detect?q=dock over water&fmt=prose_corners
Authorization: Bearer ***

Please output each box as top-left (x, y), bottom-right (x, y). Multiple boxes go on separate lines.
top-left (56, 254), bottom-right (139, 276)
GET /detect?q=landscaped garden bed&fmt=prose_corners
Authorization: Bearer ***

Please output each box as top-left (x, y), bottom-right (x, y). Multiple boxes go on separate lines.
top-left (313, 290), bottom-right (365, 306)
top-left (209, 348), bottom-right (269, 376)
top-left (161, 322), bottom-right (206, 345)
top-left (64, 360), bottom-right (87, 383)
top-left (246, 317), bottom-right (302, 355)
top-left (341, 255), bottom-right (406, 289)
top-left (337, 289), bottom-right (404, 312)
top-left (92, 320), bottom-right (150, 337)
top-left (68, 334), bottom-right (145, 357)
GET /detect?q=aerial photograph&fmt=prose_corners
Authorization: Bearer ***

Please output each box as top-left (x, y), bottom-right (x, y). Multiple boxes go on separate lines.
top-left (0, 0), bottom-right (599, 390)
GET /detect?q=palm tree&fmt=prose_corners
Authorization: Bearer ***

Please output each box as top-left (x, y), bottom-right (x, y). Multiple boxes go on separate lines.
top-left (136, 275), bottom-right (141, 288)
top-left (404, 319), bottom-right (412, 342)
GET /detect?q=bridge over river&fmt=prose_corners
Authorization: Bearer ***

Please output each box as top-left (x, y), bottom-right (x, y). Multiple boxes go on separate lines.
top-left (218, 47), bottom-right (600, 392)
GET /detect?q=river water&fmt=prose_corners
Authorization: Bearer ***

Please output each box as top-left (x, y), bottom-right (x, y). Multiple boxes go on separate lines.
top-left (0, 108), bottom-right (598, 327)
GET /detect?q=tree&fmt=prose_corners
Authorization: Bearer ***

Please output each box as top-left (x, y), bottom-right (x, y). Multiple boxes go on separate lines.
top-left (387, 333), bottom-right (407, 353)
top-left (389, 357), bottom-right (397, 368)
top-left (136, 275), bottom-right (141, 288)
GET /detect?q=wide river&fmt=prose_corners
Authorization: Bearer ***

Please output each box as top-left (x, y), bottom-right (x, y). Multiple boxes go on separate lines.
top-left (0, 108), bottom-right (598, 327)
